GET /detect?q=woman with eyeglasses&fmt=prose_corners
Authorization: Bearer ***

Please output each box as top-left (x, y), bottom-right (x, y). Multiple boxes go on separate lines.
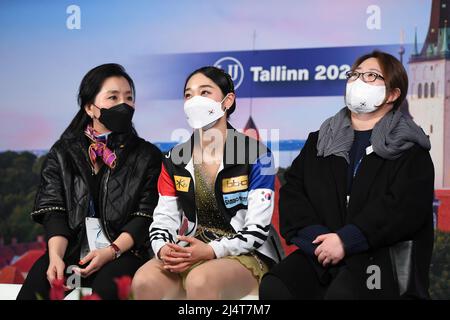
top-left (259, 51), bottom-right (434, 300)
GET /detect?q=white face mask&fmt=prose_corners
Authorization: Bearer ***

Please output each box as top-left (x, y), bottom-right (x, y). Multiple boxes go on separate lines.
top-left (183, 95), bottom-right (228, 130)
top-left (345, 78), bottom-right (386, 114)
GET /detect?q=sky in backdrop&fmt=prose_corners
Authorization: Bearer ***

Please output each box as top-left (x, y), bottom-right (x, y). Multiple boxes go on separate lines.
top-left (0, 0), bottom-right (432, 152)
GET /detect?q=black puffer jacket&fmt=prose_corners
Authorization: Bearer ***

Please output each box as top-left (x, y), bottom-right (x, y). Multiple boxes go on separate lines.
top-left (31, 130), bottom-right (162, 258)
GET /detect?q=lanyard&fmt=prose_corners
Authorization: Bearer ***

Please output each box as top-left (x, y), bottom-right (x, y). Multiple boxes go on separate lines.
top-left (88, 197), bottom-right (96, 218)
top-left (353, 157), bottom-right (363, 178)
top-left (353, 145), bottom-right (374, 178)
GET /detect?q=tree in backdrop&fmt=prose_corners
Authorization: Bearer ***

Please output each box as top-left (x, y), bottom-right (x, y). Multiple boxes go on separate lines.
top-left (430, 231), bottom-right (450, 299)
top-left (0, 151), bottom-right (45, 243)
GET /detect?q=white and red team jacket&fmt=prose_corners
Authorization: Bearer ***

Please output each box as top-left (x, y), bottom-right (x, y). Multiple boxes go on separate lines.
top-left (149, 125), bottom-right (284, 264)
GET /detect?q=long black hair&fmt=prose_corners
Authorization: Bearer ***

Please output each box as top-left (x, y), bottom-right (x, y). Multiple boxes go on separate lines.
top-left (184, 66), bottom-right (236, 118)
top-left (61, 63), bottom-right (136, 139)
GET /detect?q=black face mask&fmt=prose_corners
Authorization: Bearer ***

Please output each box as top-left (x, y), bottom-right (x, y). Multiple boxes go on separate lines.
top-left (93, 103), bottom-right (135, 133)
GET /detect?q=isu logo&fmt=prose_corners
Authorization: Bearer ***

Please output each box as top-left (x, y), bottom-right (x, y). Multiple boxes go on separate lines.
top-left (222, 175), bottom-right (248, 193)
top-left (214, 56), bottom-right (244, 90)
top-left (174, 175), bottom-right (191, 192)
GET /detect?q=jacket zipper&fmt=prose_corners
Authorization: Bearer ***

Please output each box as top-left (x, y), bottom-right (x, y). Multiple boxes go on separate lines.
top-left (80, 138), bottom-right (114, 242)
top-left (214, 171), bottom-right (225, 216)
top-left (183, 167), bottom-right (197, 237)
top-left (101, 166), bottom-right (113, 243)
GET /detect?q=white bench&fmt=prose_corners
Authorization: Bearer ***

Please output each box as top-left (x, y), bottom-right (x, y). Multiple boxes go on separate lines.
top-left (0, 284), bottom-right (92, 300)
top-left (0, 284), bottom-right (21, 300)
top-left (0, 284), bottom-right (258, 300)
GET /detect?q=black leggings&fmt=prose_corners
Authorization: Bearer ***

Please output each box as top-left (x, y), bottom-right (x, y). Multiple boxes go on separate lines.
top-left (17, 250), bottom-right (144, 300)
top-left (259, 249), bottom-right (357, 300)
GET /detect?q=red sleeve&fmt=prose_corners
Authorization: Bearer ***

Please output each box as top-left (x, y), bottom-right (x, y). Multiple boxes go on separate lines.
top-left (157, 162), bottom-right (176, 196)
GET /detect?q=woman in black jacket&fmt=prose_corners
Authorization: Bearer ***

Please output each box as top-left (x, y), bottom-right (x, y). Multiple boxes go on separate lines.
top-left (259, 51), bottom-right (434, 300)
top-left (17, 64), bottom-right (162, 300)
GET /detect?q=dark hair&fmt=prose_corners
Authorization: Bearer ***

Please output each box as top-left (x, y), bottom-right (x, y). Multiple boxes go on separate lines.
top-left (61, 63), bottom-right (136, 138)
top-left (351, 50), bottom-right (408, 110)
top-left (184, 66), bottom-right (236, 118)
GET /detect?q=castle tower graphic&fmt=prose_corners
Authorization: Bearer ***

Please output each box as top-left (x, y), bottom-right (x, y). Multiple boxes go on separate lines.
top-left (408, 0), bottom-right (450, 189)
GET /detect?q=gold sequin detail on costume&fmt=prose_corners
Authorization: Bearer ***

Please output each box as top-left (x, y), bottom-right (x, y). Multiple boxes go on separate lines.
top-left (186, 164), bottom-right (269, 284)
top-left (194, 163), bottom-right (234, 233)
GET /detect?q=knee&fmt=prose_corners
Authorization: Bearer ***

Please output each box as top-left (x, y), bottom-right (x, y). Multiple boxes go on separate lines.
top-left (259, 274), bottom-right (276, 299)
top-left (184, 270), bottom-right (214, 298)
top-left (131, 269), bottom-right (157, 298)
top-left (259, 274), bottom-right (294, 300)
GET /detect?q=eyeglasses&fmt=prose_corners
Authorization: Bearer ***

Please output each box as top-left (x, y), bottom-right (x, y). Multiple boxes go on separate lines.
top-left (345, 71), bottom-right (385, 83)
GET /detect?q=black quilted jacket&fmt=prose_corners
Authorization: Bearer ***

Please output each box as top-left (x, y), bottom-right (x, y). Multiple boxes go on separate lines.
top-left (31, 130), bottom-right (162, 258)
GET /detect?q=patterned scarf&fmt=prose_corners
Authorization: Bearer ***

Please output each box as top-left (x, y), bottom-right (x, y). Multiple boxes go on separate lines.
top-left (84, 124), bottom-right (117, 169)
